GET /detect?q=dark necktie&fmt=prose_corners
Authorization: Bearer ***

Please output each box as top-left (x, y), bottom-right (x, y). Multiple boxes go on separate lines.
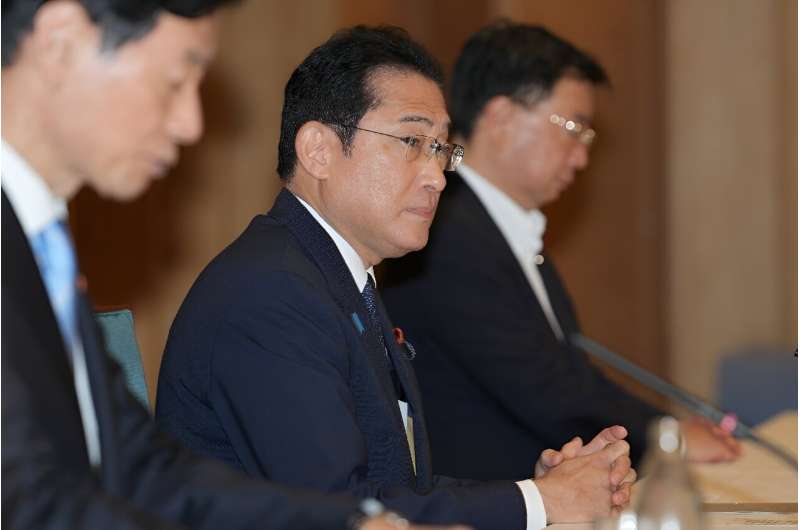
top-left (361, 276), bottom-right (384, 346)
top-left (361, 276), bottom-right (406, 401)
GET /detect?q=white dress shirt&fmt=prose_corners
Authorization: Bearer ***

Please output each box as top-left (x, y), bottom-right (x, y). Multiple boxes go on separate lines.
top-left (296, 192), bottom-right (546, 529)
top-left (457, 164), bottom-right (565, 341)
top-left (2, 140), bottom-right (102, 467)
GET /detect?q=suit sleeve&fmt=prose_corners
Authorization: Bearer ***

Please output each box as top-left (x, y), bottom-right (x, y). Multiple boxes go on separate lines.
top-left (398, 247), bottom-right (661, 464)
top-left (1, 312), bottom-right (359, 530)
top-left (205, 271), bottom-right (527, 530)
top-left (2, 359), bottom-right (187, 530)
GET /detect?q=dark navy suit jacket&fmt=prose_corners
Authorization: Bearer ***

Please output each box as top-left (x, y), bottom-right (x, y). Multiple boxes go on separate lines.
top-left (156, 189), bottom-right (527, 529)
top-left (1, 191), bottom-right (360, 530)
top-left (381, 172), bottom-right (663, 481)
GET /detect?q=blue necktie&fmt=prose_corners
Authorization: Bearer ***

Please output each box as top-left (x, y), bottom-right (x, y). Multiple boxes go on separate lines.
top-left (361, 276), bottom-right (385, 349)
top-left (30, 220), bottom-right (79, 350)
top-left (362, 276), bottom-right (407, 401)
top-left (29, 219), bottom-right (102, 466)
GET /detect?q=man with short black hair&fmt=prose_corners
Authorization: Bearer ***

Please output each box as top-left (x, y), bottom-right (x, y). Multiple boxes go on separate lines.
top-left (1, 3), bottom-right (448, 529)
top-left (382, 21), bottom-right (740, 482)
top-left (157, 24), bottom-right (636, 530)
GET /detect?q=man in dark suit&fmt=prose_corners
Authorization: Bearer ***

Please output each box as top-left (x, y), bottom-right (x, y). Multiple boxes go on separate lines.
top-left (1, 2), bottom-right (447, 529)
top-left (157, 25), bottom-right (637, 530)
top-left (381, 21), bottom-right (741, 482)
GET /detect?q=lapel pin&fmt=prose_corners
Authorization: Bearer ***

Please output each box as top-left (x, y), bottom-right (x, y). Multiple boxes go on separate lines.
top-left (393, 327), bottom-right (417, 360)
top-left (351, 313), bottom-right (365, 334)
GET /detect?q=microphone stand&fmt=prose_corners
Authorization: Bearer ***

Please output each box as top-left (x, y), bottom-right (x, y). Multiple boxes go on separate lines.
top-left (571, 333), bottom-right (798, 469)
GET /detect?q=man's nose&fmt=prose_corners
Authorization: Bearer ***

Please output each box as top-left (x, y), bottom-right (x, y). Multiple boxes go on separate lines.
top-left (421, 156), bottom-right (447, 192)
top-left (571, 142), bottom-right (591, 170)
top-left (167, 86), bottom-right (204, 146)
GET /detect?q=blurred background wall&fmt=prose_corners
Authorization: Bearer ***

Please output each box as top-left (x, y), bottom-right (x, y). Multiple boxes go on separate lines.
top-left (70, 0), bottom-right (797, 410)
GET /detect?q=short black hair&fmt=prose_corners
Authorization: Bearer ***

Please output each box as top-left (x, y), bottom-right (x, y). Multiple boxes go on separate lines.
top-left (450, 20), bottom-right (608, 140)
top-left (277, 25), bottom-right (444, 181)
top-left (2, 0), bottom-right (234, 67)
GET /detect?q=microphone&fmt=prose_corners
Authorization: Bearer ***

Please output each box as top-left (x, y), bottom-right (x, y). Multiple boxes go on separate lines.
top-left (571, 333), bottom-right (798, 469)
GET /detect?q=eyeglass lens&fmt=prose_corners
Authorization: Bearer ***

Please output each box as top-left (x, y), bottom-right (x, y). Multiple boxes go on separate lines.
top-left (550, 114), bottom-right (595, 146)
top-left (404, 136), bottom-right (464, 171)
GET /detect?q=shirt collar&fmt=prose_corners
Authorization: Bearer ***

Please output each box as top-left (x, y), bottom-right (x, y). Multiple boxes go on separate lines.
top-left (457, 163), bottom-right (547, 260)
top-left (1, 139), bottom-right (68, 237)
top-left (293, 193), bottom-right (375, 292)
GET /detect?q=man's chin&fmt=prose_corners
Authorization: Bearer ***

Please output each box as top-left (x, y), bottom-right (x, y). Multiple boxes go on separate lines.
top-left (96, 175), bottom-right (153, 202)
top-left (392, 233), bottom-right (430, 259)
top-left (540, 187), bottom-right (567, 207)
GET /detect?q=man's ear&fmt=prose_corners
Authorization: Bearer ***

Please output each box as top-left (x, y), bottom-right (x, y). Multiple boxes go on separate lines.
top-left (481, 95), bottom-right (516, 144)
top-left (28, 0), bottom-right (97, 85)
top-left (295, 121), bottom-right (338, 180)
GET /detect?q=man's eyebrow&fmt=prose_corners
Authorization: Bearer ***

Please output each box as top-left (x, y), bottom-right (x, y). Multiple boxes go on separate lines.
top-left (574, 112), bottom-right (592, 124)
top-left (399, 115), bottom-right (451, 137)
top-left (399, 115), bottom-right (435, 127)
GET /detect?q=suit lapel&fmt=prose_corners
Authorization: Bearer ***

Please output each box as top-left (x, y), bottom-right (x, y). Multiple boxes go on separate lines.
top-left (444, 173), bottom-right (535, 291)
top-left (268, 190), bottom-right (407, 433)
top-left (373, 294), bottom-right (434, 487)
top-left (446, 173), bottom-right (568, 343)
top-left (537, 257), bottom-right (579, 338)
top-left (1, 191), bottom-right (76, 383)
top-left (76, 292), bottom-right (126, 491)
top-left (1, 190), bottom-right (91, 466)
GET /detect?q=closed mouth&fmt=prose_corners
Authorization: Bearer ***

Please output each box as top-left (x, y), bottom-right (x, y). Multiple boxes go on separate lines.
top-left (406, 205), bottom-right (437, 218)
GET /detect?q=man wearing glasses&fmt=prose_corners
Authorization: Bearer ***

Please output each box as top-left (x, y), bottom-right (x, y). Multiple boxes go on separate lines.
top-left (2, 2), bottom-right (461, 529)
top-left (382, 21), bottom-right (741, 483)
top-left (157, 25), bottom-right (636, 530)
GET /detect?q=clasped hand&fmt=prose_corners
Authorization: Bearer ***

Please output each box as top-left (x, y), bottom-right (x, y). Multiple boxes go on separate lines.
top-left (533, 426), bottom-right (637, 523)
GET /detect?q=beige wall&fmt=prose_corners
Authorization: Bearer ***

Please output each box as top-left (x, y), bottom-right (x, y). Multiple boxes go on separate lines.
top-left (666, 0), bottom-right (797, 401)
top-left (784, 0), bottom-right (798, 348)
top-left (70, 0), bottom-right (796, 409)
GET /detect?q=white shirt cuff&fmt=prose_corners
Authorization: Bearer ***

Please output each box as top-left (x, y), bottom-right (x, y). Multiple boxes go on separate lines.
top-left (515, 479), bottom-right (547, 530)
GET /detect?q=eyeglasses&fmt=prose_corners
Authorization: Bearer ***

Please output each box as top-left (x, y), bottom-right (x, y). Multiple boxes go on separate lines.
top-left (341, 125), bottom-right (465, 172)
top-left (549, 114), bottom-right (596, 146)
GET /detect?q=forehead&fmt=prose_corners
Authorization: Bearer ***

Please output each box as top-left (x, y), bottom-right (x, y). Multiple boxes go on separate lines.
top-left (114, 12), bottom-right (219, 68)
top-left (363, 69), bottom-right (449, 130)
top-left (537, 77), bottom-right (596, 119)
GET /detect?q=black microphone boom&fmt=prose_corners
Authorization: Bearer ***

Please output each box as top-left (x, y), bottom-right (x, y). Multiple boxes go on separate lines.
top-left (571, 333), bottom-right (797, 469)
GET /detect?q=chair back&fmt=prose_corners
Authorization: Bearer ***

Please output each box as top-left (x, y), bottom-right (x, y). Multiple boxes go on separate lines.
top-left (95, 309), bottom-right (150, 409)
top-left (718, 349), bottom-right (797, 425)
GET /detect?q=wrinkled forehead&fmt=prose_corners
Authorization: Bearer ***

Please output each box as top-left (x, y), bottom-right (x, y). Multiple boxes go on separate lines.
top-left (364, 68), bottom-right (450, 134)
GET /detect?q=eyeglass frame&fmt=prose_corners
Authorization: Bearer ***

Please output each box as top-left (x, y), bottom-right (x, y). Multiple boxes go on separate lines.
top-left (548, 113), bottom-right (596, 146)
top-left (332, 124), bottom-right (465, 172)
